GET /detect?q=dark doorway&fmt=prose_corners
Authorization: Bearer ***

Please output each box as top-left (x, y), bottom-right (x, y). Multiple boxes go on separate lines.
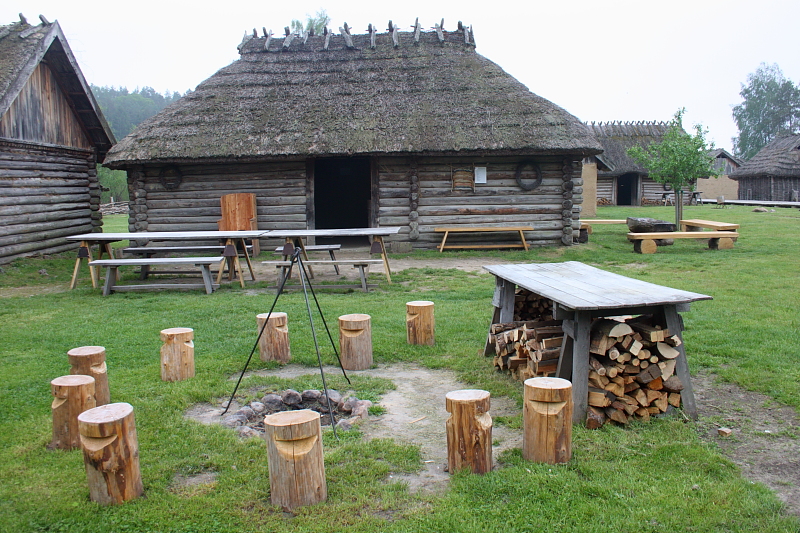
top-left (616, 174), bottom-right (638, 205)
top-left (314, 157), bottom-right (371, 245)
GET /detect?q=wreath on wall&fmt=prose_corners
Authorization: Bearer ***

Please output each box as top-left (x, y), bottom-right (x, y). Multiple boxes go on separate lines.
top-left (515, 160), bottom-right (542, 191)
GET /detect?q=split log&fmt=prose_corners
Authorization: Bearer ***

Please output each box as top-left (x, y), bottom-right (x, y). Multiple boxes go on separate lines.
top-left (656, 342), bottom-right (680, 360)
top-left (68, 346), bottom-right (110, 406)
top-left (523, 377), bottom-right (572, 463)
top-left (160, 328), bottom-right (195, 382)
top-left (50, 375), bottom-right (96, 450)
top-left (78, 403), bottom-right (143, 505)
top-left (445, 390), bottom-right (492, 474)
top-left (406, 301), bottom-right (435, 345)
top-left (662, 376), bottom-right (684, 393)
top-left (264, 409), bottom-right (326, 511)
top-left (338, 314), bottom-right (373, 370)
top-left (586, 406), bottom-right (606, 429)
top-left (257, 312), bottom-right (290, 364)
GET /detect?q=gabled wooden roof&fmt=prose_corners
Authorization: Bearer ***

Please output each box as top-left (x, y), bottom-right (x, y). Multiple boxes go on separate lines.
top-left (587, 121), bottom-right (671, 177)
top-left (729, 135), bottom-right (800, 179)
top-left (104, 20), bottom-right (602, 168)
top-left (0, 16), bottom-right (115, 156)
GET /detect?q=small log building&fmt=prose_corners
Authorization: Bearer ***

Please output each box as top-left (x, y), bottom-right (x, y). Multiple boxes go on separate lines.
top-left (0, 15), bottom-right (114, 264)
top-left (103, 20), bottom-right (602, 249)
top-left (696, 148), bottom-right (741, 201)
top-left (729, 135), bottom-right (800, 202)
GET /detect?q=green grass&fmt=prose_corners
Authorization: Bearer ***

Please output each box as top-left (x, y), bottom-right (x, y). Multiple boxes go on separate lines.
top-left (0, 206), bottom-right (799, 532)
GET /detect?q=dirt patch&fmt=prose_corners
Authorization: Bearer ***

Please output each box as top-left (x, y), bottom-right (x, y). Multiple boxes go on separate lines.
top-left (694, 371), bottom-right (800, 516)
top-left (0, 284), bottom-right (68, 298)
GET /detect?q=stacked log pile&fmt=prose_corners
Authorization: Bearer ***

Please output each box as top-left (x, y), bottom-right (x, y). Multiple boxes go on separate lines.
top-left (585, 316), bottom-right (684, 428)
top-left (488, 288), bottom-right (563, 381)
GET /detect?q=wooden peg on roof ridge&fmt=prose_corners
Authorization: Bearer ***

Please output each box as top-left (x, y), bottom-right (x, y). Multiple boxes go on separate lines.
top-left (302, 29), bottom-right (309, 44)
top-left (39, 15), bottom-right (49, 25)
top-left (343, 22), bottom-right (350, 34)
top-left (388, 20), bottom-right (394, 32)
top-left (435, 22), bottom-right (444, 42)
top-left (19, 13), bottom-right (27, 24)
top-left (368, 23), bottom-right (376, 49)
top-left (340, 27), bottom-right (354, 49)
top-left (283, 32), bottom-right (295, 48)
top-left (458, 20), bottom-right (463, 31)
top-left (440, 18), bottom-right (445, 30)
top-left (253, 28), bottom-right (258, 38)
top-left (413, 17), bottom-right (421, 43)
top-left (264, 30), bottom-right (272, 51)
top-left (284, 26), bottom-right (290, 36)
top-left (324, 30), bottom-right (331, 50)
top-left (262, 27), bottom-right (267, 37)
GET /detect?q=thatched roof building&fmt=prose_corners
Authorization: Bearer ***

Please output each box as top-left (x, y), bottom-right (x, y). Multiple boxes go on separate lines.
top-left (0, 15), bottom-right (115, 264)
top-left (729, 135), bottom-right (800, 202)
top-left (105, 21), bottom-right (602, 249)
top-left (586, 121), bottom-right (671, 206)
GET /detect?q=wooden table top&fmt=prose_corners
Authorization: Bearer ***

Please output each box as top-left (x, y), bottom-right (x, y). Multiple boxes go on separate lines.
top-left (266, 227), bottom-right (402, 238)
top-left (483, 261), bottom-right (711, 311)
top-left (67, 231), bottom-right (269, 241)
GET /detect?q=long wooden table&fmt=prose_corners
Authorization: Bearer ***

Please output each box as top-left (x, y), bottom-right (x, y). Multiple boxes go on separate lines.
top-left (483, 261), bottom-right (711, 424)
top-left (265, 227), bottom-right (402, 283)
top-left (435, 226), bottom-right (533, 252)
top-left (66, 231), bottom-right (268, 289)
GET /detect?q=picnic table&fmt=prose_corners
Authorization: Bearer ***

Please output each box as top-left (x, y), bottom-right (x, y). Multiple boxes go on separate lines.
top-left (483, 261), bottom-right (711, 423)
top-left (434, 226), bottom-right (533, 252)
top-left (264, 227), bottom-right (401, 283)
top-left (66, 231), bottom-right (267, 289)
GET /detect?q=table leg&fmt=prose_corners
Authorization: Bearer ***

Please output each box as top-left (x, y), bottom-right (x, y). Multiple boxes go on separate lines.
top-left (374, 236), bottom-right (392, 283)
top-left (356, 265), bottom-right (369, 292)
top-left (226, 239), bottom-right (245, 288)
top-left (102, 267), bottom-right (117, 296)
top-left (294, 238), bottom-right (314, 279)
top-left (518, 230), bottom-right (530, 251)
top-left (438, 231), bottom-right (449, 252)
top-left (570, 311), bottom-right (592, 424)
top-left (101, 243), bottom-right (121, 282)
top-left (70, 252), bottom-right (83, 289)
top-left (199, 264), bottom-right (215, 294)
top-left (662, 305), bottom-right (697, 419)
top-left (239, 238), bottom-right (257, 281)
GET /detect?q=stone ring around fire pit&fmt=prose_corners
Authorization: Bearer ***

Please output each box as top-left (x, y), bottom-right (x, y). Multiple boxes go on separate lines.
top-left (221, 388), bottom-right (373, 438)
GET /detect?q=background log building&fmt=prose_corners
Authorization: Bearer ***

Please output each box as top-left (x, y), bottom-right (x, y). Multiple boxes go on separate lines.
top-left (0, 15), bottom-right (114, 264)
top-left (729, 135), bottom-right (800, 202)
top-left (103, 20), bottom-right (602, 250)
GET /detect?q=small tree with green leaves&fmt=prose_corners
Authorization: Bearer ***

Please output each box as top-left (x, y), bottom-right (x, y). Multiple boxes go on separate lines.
top-left (628, 109), bottom-right (719, 224)
top-left (290, 9), bottom-right (330, 35)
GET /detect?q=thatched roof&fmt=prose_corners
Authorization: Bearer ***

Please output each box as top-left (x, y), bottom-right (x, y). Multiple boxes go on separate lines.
top-left (587, 121), bottom-right (670, 177)
top-left (0, 16), bottom-right (115, 156)
top-left (729, 135), bottom-right (800, 179)
top-left (104, 22), bottom-right (601, 168)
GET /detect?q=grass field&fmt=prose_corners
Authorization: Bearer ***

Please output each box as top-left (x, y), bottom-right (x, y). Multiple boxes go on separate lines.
top-left (0, 205), bottom-right (798, 532)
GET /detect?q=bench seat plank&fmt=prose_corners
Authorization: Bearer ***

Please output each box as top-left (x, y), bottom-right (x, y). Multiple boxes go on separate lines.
top-left (89, 257), bottom-right (224, 295)
top-left (679, 219), bottom-right (740, 231)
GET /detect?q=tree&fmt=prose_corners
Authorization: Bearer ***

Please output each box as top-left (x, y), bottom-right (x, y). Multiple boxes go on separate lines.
top-left (290, 9), bottom-right (330, 35)
top-left (628, 109), bottom-right (718, 224)
top-left (732, 63), bottom-right (800, 160)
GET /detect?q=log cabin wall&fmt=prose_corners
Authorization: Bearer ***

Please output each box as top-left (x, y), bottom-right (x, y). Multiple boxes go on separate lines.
top-left (596, 177), bottom-right (615, 204)
top-left (735, 176), bottom-right (800, 201)
top-left (376, 155), bottom-right (583, 249)
top-left (127, 160), bottom-right (308, 245)
top-left (0, 140), bottom-right (99, 263)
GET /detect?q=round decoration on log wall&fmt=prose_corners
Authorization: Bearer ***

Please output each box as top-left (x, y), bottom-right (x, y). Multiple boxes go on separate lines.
top-left (159, 166), bottom-right (183, 190)
top-left (515, 160), bottom-right (543, 191)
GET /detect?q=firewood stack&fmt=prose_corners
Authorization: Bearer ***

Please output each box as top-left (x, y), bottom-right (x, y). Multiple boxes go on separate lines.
top-left (488, 288), bottom-right (563, 381)
top-left (585, 316), bottom-right (684, 428)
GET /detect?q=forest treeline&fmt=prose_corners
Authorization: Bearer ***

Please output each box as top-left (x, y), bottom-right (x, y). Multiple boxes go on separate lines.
top-left (93, 85), bottom-right (187, 202)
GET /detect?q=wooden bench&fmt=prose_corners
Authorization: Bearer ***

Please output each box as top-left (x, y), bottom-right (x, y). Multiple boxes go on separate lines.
top-left (679, 219), bottom-right (740, 232)
top-left (88, 257), bottom-right (224, 295)
top-left (273, 244), bottom-right (341, 273)
top-left (262, 259), bottom-right (384, 292)
top-left (123, 245), bottom-right (253, 279)
top-left (627, 231), bottom-right (740, 254)
top-left (434, 226), bottom-right (533, 252)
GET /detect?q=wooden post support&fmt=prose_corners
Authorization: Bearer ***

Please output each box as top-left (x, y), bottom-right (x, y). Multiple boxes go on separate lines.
top-left (523, 377), bottom-right (572, 464)
top-left (338, 313), bottom-right (373, 370)
top-left (160, 327), bottom-right (195, 382)
top-left (406, 300), bottom-right (435, 345)
top-left (256, 312), bottom-right (290, 364)
top-left (50, 375), bottom-right (96, 450)
top-left (264, 409), bottom-right (326, 510)
top-left (68, 346), bottom-right (110, 406)
top-left (445, 389), bottom-right (492, 474)
top-left (78, 402), bottom-right (143, 505)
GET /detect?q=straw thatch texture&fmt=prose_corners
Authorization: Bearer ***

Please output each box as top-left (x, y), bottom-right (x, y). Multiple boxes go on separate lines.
top-left (587, 121), bottom-right (670, 177)
top-left (729, 135), bottom-right (800, 179)
top-left (105, 27), bottom-right (601, 167)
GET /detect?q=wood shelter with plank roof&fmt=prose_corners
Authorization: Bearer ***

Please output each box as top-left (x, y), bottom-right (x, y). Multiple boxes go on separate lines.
top-left (729, 135), bottom-right (800, 202)
top-left (0, 15), bottom-right (115, 264)
top-left (103, 19), bottom-right (602, 250)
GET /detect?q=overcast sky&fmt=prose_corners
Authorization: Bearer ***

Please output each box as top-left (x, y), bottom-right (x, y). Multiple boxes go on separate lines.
top-left (4, 0), bottom-right (799, 153)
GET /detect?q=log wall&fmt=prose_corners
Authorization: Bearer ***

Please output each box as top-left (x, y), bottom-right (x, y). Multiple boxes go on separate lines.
top-left (0, 140), bottom-right (100, 264)
top-left (736, 176), bottom-right (800, 202)
top-left (128, 155), bottom-right (585, 249)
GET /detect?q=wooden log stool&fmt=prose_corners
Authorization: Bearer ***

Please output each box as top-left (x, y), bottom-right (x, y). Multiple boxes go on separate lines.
top-left (445, 389), bottom-right (492, 474)
top-left (338, 313), bottom-right (372, 370)
top-left (523, 377), bottom-right (572, 464)
top-left (159, 327), bottom-right (195, 382)
top-left (406, 300), bottom-right (435, 345)
top-left (50, 375), bottom-right (96, 450)
top-left (256, 312), bottom-right (290, 364)
top-left (68, 346), bottom-right (110, 406)
top-left (78, 402), bottom-right (143, 505)
top-left (264, 409), bottom-right (327, 511)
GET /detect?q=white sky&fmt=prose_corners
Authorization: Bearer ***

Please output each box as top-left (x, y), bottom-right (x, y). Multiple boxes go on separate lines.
top-left (4, 0), bottom-right (799, 153)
